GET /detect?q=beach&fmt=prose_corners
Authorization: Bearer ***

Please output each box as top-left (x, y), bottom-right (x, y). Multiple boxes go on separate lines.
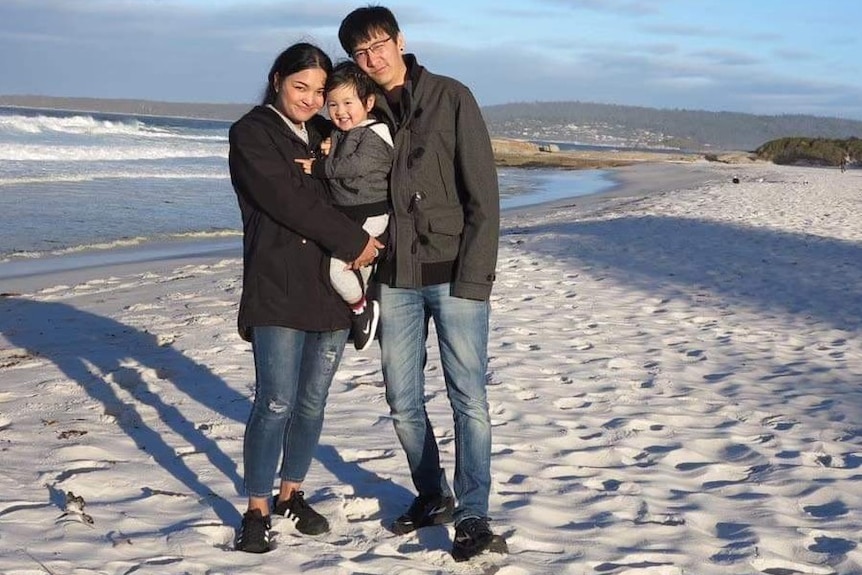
top-left (1, 160), bottom-right (861, 574)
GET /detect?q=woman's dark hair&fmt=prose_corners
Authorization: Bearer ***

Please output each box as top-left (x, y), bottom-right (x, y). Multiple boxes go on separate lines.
top-left (261, 42), bottom-right (333, 106)
top-left (338, 5), bottom-right (400, 56)
top-left (326, 61), bottom-right (380, 105)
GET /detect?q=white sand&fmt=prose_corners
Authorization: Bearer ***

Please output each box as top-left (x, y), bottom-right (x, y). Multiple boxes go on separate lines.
top-left (1, 161), bottom-right (861, 574)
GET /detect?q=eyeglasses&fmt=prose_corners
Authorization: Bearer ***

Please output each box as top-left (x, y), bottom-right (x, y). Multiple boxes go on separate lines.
top-left (352, 36), bottom-right (392, 63)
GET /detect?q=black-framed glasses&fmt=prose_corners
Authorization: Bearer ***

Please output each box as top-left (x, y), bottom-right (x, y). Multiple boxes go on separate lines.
top-left (352, 36), bottom-right (392, 63)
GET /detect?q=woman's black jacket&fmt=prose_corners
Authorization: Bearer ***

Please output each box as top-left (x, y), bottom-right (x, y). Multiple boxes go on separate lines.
top-left (229, 105), bottom-right (369, 341)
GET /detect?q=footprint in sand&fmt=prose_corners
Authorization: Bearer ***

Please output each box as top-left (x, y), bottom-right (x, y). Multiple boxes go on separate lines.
top-left (337, 448), bottom-right (396, 463)
top-left (592, 558), bottom-right (682, 574)
top-left (342, 496), bottom-right (380, 521)
top-left (801, 498), bottom-right (850, 519)
top-left (184, 523), bottom-right (236, 550)
top-left (607, 357), bottom-right (638, 370)
top-left (54, 463), bottom-right (112, 482)
top-left (156, 333), bottom-right (178, 346)
top-left (54, 444), bottom-right (127, 465)
top-left (673, 347), bottom-right (706, 364)
top-left (803, 531), bottom-right (857, 561)
top-left (123, 303), bottom-right (162, 312)
top-left (0, 348), bottom-right (45, 369)
top-left (761, 414), bottom-right (797, 431)
top-left (749, 557), bottom-right (834, 575)
top-left (710, 521), bottom-right (758, 565)
top-left (569, 338), bottom-right (593, 351)
top-left (503, 383), bottom-right (538, 401)
top-left (554, 397), bottom-right (589, 410)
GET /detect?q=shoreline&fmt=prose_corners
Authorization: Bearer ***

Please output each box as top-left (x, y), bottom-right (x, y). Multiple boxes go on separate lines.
top-left (0, 162), bottom-right (722, 295)
top-left (502, 160), bottom-right (722, 217)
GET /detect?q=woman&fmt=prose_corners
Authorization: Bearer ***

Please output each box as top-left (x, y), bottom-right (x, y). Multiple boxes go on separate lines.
top-left (228, 42), bottom-right (383, 554)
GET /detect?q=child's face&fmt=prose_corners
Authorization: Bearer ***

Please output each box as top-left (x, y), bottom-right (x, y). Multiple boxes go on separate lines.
top-left (326, 84), bottom-right (375, 131)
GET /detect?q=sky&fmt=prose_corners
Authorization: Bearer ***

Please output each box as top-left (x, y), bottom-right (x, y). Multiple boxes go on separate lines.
top-left (1, 0), bottom-right (861, 120)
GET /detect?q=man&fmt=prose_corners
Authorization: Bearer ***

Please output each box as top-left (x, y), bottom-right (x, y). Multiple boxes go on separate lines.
top-left (339, 6), bottom-right (506, 563)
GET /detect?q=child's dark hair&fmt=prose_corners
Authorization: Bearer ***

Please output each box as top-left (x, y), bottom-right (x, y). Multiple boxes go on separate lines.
top-left (261, 42), bottom-right (333, 105)
top-left (326, 61), bottom-right (379, 105)
top-left (338, 5), bottom-right (400, 56)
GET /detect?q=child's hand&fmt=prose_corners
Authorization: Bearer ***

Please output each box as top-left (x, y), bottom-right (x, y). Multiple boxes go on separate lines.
top-left (320, 137), bottom-right (332, 156)
top-left (294, 158), bottom-right (314, 174)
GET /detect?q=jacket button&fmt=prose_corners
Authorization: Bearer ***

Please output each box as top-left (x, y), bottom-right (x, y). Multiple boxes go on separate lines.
top-left (301, 239), bottom-right (307, 244)
top-left (487, 273), bottom-right (496, 281)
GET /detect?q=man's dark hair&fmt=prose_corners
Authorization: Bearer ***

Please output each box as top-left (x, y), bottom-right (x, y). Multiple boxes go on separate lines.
top-left (338, 5), bottom-right (400, 55)
top-left (326, 61), bottom-right (380, 105)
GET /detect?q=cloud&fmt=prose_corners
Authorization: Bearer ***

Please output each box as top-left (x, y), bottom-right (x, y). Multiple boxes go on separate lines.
top-left (690, 49), bottom-right (760, 67)
top-left (420, 37), bottom-right (862, 120)
top-left (538, 0), bottom-right (664, 16)
top-left (1, 0), bottom-right (860, 120)
top-left (0, 0), bottom-right (353, 102)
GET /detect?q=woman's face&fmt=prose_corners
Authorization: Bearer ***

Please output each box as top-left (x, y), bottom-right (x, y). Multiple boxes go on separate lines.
top-left (274, 67), bottom-right (327, 124)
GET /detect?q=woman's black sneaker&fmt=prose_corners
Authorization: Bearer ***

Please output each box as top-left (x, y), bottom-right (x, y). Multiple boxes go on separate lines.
top-left (273, 491), bottom-right (330, 535)
top-left (451, 517), bottom-right (508, 562)
top-left (390, 492), bottom-right (455, 534)
top-left (236, 509), bottom-right (272, 553)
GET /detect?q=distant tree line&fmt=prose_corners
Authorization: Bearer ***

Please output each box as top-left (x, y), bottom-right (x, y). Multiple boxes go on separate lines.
top-left (482, 101), bottom-right (862, 151)
top-left (755, 137), bottom-right (862, 167)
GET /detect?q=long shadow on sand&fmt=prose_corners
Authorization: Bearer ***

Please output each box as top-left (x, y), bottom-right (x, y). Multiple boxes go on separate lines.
top-left (511, 213), bottom-right (862, 426)
top-left (315, 445), bottom-right (416, 524)
top-left (0, 298), bottom-right (247, 529)
top-left (510, 214), bottom-right (862, 331)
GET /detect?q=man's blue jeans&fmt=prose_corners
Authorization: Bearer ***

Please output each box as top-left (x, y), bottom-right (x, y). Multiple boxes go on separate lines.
top-left (379, 283), bottom-right (492, 523)
top-left (243, 325), bottom-right (348, 498)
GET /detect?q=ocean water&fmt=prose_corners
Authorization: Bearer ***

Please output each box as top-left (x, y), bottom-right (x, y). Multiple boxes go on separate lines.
top-left (0, 106), bottom-right (614, 262)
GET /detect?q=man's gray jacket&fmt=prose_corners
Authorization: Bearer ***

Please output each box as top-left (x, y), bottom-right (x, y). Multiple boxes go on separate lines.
top-left (374, 54), bottom-right (499, 301)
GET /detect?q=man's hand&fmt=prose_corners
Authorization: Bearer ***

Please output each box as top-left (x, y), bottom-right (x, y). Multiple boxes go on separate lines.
top-left (351, 236), bottom-right (385, 269)
top-left (320, 137), bottom-right (332, 156)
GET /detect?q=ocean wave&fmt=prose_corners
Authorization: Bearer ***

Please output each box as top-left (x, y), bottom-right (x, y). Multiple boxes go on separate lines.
top-left (0, 229), bottom-right (241, 262)
top-left (0, 142), bottom-right (228, 161)
top-left (0, 172), bottom-right (229, 186)
top-left (0, 113), bottom-right (228, 141)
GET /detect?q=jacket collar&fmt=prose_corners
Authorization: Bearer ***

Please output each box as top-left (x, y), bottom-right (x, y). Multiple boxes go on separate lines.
top-left (253, 105), bottom-right (329, 147)
top-left (374, 54), bottom-right (425, 130)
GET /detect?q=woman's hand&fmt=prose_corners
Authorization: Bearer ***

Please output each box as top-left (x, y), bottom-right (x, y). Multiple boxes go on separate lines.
top-left (350, 236), bottom-right (385, 269)
top-left (294, 158), bottom-right (314, 174)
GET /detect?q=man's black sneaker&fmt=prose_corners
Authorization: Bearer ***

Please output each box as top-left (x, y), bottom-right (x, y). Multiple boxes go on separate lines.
top-left (451, 517), bottom-right (508, 562)
top-left (350, 300), bottom-right (379, 351)
top-left (272, 491), bottom-right (330, 535)
top-left (390, 493), bottom-right (455, 535)
top-left (235, 508), bottom-right (271, 553)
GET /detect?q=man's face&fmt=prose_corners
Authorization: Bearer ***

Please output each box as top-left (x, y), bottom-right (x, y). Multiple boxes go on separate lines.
top-left (351, 29), bottom-right (406, 92)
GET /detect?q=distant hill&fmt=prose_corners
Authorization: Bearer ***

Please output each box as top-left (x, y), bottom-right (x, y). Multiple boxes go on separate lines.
top-left (482, 101), bottom-right (862, 152)
top-left (4, 94), bottom-right (862, 152)
top-left (0, 94), bottom-right (250, 122)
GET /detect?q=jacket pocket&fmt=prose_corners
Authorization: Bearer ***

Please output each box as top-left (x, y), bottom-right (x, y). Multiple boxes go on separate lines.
top-left (416, 205), bottom-right (464, 236)
top-left (414, 205), bottom-right (464, 261)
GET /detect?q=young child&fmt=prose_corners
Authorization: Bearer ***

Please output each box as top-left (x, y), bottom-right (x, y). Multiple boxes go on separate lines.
top-left (296, 61), bottom-right (393, 351)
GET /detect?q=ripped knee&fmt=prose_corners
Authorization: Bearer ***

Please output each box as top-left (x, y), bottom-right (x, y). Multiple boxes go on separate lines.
top-left (263, 396), bottom-right (292, 415)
